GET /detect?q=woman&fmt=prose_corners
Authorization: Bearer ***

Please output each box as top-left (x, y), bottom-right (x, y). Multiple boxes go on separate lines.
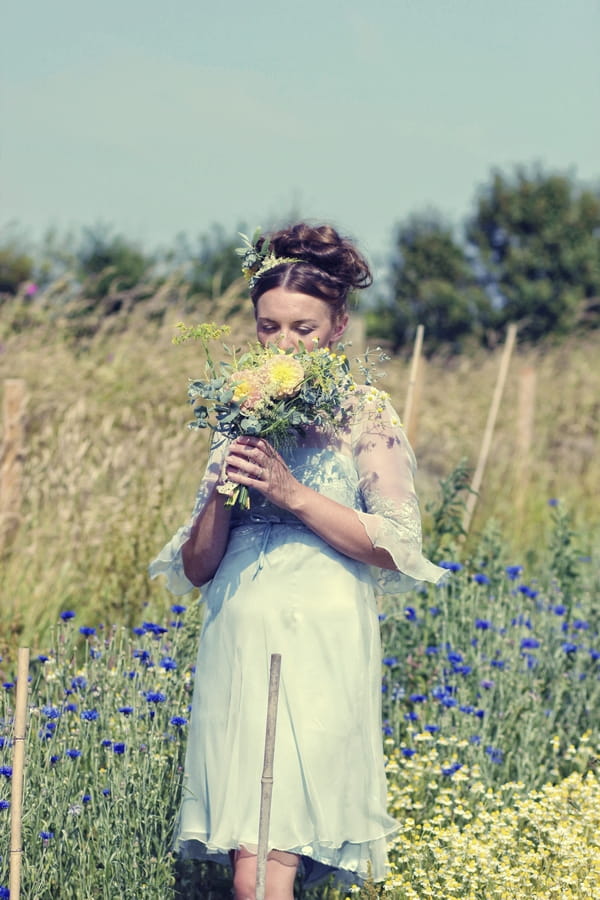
top-left (150, 223), bottom-right (445, 899)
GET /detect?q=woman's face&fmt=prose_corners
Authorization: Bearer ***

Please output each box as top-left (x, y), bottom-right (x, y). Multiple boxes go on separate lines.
top-left (255, 288), bottom-right (348, 351)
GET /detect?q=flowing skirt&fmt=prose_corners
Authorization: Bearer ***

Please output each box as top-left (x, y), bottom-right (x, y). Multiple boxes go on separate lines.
top-left (175, 522), bottom-right (398, 884)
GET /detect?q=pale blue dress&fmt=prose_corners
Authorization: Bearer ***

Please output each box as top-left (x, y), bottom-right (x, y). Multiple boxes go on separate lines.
top-left (149, 395), bottom-right (445, 885)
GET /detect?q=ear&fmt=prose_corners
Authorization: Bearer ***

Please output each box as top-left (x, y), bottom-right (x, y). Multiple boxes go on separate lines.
top-left (332, 313), bottom-right (349, 342)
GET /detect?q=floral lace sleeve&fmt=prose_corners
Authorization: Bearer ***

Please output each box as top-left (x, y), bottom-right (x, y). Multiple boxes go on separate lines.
top-left (351, 395), bottom-right (447, 594)
top-left (148, 437), bottom-right (228, 595)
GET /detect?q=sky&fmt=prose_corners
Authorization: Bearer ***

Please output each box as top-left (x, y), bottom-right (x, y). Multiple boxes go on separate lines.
top-left (2, 0), bottom-right (599, 266)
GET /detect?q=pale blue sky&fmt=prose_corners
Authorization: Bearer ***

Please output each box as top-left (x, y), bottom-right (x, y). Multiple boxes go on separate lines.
top-left (2, 0), bottom-right (599, 263)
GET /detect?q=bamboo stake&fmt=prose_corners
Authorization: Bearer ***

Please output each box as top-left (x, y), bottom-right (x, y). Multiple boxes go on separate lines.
top-left (461, 323), bottom-right (518, 536)
top-left (256, 653), bottom-right (282, 900)
top-left (10, 647), bottom-right (30, 900)
top-left (0, 379), bottom-right (26, 554)
top-left (403, 325), bottom-right (424, 444)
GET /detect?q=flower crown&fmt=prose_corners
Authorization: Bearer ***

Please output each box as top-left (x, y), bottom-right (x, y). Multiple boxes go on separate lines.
top-left (236, 228), bottom-right (302, 289)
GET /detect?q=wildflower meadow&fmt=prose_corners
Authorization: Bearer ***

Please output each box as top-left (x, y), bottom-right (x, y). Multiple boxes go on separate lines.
top-left (1, 304), bottom-right (599, 898)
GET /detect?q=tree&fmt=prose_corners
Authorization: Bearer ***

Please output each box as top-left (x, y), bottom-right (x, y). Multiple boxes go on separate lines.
top-left (373, 213), bottom-right (493, 352)
top-left (0, 226), bottom-right (34, 295)
top-left (169, 224), bottom-right (245, 299)
top-left (466, 166), bottom-right (600, 341)
top-left (77, 225), bottom-right (152, 300)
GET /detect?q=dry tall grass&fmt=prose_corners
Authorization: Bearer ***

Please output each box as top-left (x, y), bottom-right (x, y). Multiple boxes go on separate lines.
top-left (1, 291), bottom-right (598, 651)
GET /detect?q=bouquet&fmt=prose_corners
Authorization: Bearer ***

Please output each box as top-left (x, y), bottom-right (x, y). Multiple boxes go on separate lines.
top-left (173, 322), bottom-right (358, 509)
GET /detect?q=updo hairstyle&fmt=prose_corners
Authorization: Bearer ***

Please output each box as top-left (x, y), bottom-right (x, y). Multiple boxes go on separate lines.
top-left (250, 223), bottom-right (372, 318)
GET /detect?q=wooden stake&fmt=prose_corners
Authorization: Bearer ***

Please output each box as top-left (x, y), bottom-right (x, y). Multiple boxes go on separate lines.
top-left (1, 379), bottom-right (26, 553)
top-left (10, 647), bottom-right (30, 900)
top-left (403, 325), bottom-right (424, 444)
top-left (461, 324), bottom-right (518, 536)
top-left (256, 653), bottom-right (282, 900)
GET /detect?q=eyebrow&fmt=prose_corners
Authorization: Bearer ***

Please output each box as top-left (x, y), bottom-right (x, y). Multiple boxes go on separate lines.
top-left (257, 317), bottom-right (319, 327)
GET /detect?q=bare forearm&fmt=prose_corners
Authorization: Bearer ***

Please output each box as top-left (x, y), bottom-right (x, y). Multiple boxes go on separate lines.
top-left (181, 489), bottom-right (232, 586)
top-left (286, 483), bottom-right (396, 570)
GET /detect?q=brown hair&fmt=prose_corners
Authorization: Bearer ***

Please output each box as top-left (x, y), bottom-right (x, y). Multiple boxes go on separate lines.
top-left (250, 223), bottom-right (372, 317)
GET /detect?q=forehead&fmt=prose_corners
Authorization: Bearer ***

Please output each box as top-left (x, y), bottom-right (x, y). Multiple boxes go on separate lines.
top-left (256, 288), bottom-right (332, 321)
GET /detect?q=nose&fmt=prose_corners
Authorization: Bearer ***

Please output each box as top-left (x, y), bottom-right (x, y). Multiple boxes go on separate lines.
top-left (277, 332), bottom-right (297, 351)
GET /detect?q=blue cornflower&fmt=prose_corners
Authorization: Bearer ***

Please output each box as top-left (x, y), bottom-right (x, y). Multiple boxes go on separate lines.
top-left (81, 709), bottom-right (99, 721)
top-left (404, 606), bottom-right (417, 621)
top-left (447, 651), bottom-right (463, 664)
top-left (170, 716), bottom-right (188, 727)
top-left (573, 620), bottom-right (590, 631)
top-left (553, 604), bottom-right (567, 616)
top-left (382, 723), bottom-right (393, 736)
top-left (520, 637), bottom-right (540, 650)
top-left (459, 705), bottom-right (475, 715)
top-left (439, 560), bottom-right (462, 572)
top-left (60, 610), bottom-right (76, 621)
top-left (171, 604), bottom-right (187, 615)
top-left (441, 763), bottom-right (462, 776)
top-left (142, 621), bottom-right (168, 636)
top-left (589, 649), bottom-right (600, 661)
top-left (113, 742), bottom-right (126, 754)
top-left (473, 573), bottom-right (491, 585)
top-left (42, 706), bottom-right (61, 719)
top-left (470, 735), bottom-right (481, 745)
top-left (441, 696), bottom-right (458, 709)
top-left (64, 703), bottom-right (78, 713)
top-left (505, 565), bottom-right (523, 580)
top-left (132, 627), bottom-right (145, 636)
top-left (523, 653), bottom-right (538, 670)
top-left (0, 887), bottom-right (10, 898)
top-left (562, 642), bottom-right (578, 654)
top-left (170, 620), bottom-right (184, 629)
top-left (3, 683), bottom-right (14, 690)
top-left (70, 676), bottom-right (87, 691)
top-left (133, 649), bottom-right (153, 667)
top-left (37, 654), bottom-right (50, 663)
top-left (453, 664), bottom-right (472, 676)
top-left (424, 724), bottom-right (440, 734)
top-left (0, 800), bottom-right (9, 810)
top-left (475, 619), bottom-right (491, 630)
top-left (102, 788), bottom-right (111, 796)
top-left (39, 831), bottom-right (54, 840)
top-left (50, 754), bottom-right (61, 764)
top-left (382, 656), bottom-right (398, 667)
top-left (79, 626), bottom-right (96, 637)
top-left (401, 747), bottom-right (416, 758)
top-left (381, 683), bottom-right (388, 694)
top-left (378, 613), bottom-right (387, 622)
top-left (426, 645), bottom-right (439, 655)
top-left (548, 498), bottom-right (559, 507)
top-left (409, 693), bottom-right (427, 703)
top-left (101, 739), bottom-right (112, 748)
top-left (145, 692), bottom-right (166, 704)
top-left (491, 658), bottom-right (506, 669)
top-left (89, 648), bottom-right (102, 660)
top-left (428, 606), bottom-right (441, 617)
top-left (0, 766), bottom-right (12, 778)
top-left (66, 749), bottom-right (81, 759)
top-left (118, 706), bottom-right (134, 715)
top-left (480, 679), bottom-right (494, 690)
top-left (82, 794), bottom-right (91, 804)
top-left (404, 711), bottom-right (419, 722)
top-left (485, 745), bottom-right (504, 764)
top-left (160, 656), bottom-right (177, 671)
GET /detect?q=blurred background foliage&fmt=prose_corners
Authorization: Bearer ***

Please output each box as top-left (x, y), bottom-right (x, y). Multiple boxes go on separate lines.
top-left (1, 164), bottom-right (599, 351)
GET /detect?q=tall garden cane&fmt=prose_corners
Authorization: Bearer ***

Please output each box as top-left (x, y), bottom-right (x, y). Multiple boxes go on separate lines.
top-left (10, 647), bottom-right (30, 900)
top-left (256, 653), bottom-right (282, 900)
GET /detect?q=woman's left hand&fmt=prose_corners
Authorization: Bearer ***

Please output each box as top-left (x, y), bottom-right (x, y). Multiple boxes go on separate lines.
top-left (224, 436), bottom-right (303, 511)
